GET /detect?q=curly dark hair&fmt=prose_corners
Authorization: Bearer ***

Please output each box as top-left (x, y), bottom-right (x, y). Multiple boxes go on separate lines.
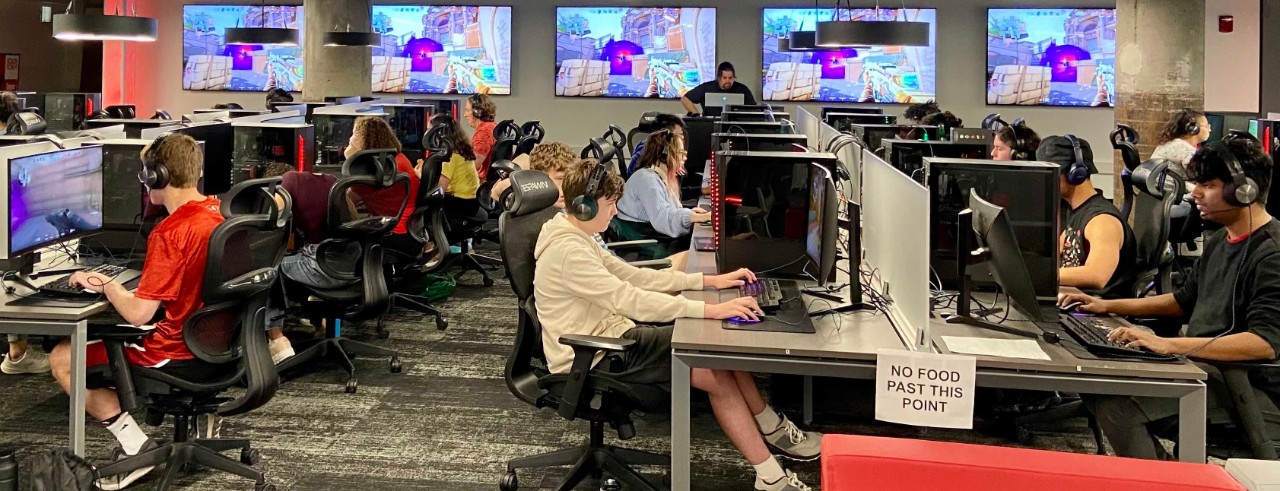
top-left (903, 100), bottom-right (940, 123)
top-left (1157, 108), bottom-right (1206, 144)
top-left (996, 124), bottom-right (1042, 160)
top-left (1187, 137), bottom-right (1273, 203)
top-left (353, 116), bottom-right (402, 154)
top-left (921, 111), bottom-right (964, 135)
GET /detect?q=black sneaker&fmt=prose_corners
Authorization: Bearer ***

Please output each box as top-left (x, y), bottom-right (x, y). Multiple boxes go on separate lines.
top-left (97, 438), bottom-right (160, 490)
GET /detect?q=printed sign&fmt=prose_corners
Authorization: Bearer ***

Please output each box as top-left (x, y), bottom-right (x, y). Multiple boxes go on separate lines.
top-left (2, 55), bottom-right (18, 91)
top-left (875, 348), bottom-right (976, 429)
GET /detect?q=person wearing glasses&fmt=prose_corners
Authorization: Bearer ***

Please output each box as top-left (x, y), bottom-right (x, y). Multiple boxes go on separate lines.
top-left (680, 62), bottom-right (757, 117)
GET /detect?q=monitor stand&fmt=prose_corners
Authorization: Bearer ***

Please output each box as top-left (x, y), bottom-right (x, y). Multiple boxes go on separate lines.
top-left (0, 254), bottom-right (40, 293)
top-left (943, 210), bottom-right (1042, 340)
top-left (811, 202), bottom-right (875, 315)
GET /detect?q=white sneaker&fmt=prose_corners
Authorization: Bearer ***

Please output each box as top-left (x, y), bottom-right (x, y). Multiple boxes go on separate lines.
top-left (269, 337), bottom-right (295, 365)
top-left (761, 414), bottom-right (823, 461)
top-left (1, 350), bottom-right (50, 374)
top-left (96, 438), bottom-right (160, 490)
top-left (755, 470), bottom-right (813, 491)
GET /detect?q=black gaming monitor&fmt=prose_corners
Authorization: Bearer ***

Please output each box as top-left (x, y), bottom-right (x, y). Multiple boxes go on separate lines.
top-left (714, 121), bottom-right (789, 135)
top-left (168, 122), bottom-right (235, 195)
top-left (723, 112), bottom-right (788, 123)
top-left (968, 193), bottom-right (1047, 323)
top-left (883, 140), bottom-right (989, 180)
top-left (850, 124), bottom-right (945, 152)
top-left (806, 163), bottom-right (839, 285)
top-left (826, 113), bottom-right (897, 132)
top-left (821, 107), bottom-right (883, 120)
top-left (926, 158), bottom-right (1060, 299)
top-left (7, 146), bottom-right (105, 257)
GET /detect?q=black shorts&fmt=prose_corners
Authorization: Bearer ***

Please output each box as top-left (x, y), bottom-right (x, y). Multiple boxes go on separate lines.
top-left (86, 357), bottom-right (228, 390)
top-left (614, 324), bottom-right (674, 394)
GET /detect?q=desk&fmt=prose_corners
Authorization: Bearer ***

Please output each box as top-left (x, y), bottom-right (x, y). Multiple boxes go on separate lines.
top-left (0, 284), bottom-right (121, 456)
top-left (669, 225), bottom-right (1210, 490)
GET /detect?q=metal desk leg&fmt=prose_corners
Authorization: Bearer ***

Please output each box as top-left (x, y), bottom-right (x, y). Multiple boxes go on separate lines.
top-left (1177, 383), bottom-right (1208, 463)
top-left (672, 354), bottom-right (691, 491)
top-left (70, 320), bottom-right (87, 457)
top-left (803, 376), bottom-right (814, 425)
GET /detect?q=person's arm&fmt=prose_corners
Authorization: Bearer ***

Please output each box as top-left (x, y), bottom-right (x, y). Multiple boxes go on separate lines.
top-left (681, 83), bottom-right (706, 114)
top-left (680, 96), bottom-right (699, 115)
top-left (742, 85), bottom-right (758, 105)
top-left (558, 243), bottom-right (704, 323)
top-left (1057, 291), bottom-right (1184, 318)
top-left (472, 129), bottom-right (495, 172)
top-left (1059, 215), bottom-right (1125, 290)
top-left (626, 172), bottom-right (692, 237)
top-left (69, 271), bottom-right (162, 326)
top-left (601, 252), bottom-right (703, 293)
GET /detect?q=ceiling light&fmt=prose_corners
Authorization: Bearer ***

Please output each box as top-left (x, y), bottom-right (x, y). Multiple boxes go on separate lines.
top-left (52, 1), bottom-right (157, 42)
top-left (226, 3), bottom-right (299, 46)
top-left (324, 32), bottom-right (381, 47)
top-left (779, 31), bottom-right (818, 52)
top-left (816, 19), bottom-right (929, 47)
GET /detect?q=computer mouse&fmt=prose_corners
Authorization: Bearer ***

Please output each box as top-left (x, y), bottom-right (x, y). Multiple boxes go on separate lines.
top-left (727, 316), bottom-right (761, 325)
top-left (1059, 301), bottom-right (1084, 313)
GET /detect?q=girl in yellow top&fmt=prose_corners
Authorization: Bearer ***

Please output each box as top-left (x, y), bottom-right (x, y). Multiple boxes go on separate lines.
top-left (419, 114), bottom-right (482, 219)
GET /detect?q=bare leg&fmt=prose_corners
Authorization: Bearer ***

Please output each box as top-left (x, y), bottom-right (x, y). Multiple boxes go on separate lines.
top-left (268, 328), bottom-right (286, 341)
top-left (692, 367), bottom-right (771, 464)
top-left (732, 370), bottom-right (768, 416)
top-left (50, 341), bottom-right (123, 422)
top-left (8, 339), bottom-right (27, 359)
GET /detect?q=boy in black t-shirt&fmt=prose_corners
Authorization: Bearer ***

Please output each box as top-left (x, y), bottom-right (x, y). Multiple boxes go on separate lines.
top-left (1060, 137), bottom-right (1280, 459)
top-left (1038, 135), bottom-right (1137, 298)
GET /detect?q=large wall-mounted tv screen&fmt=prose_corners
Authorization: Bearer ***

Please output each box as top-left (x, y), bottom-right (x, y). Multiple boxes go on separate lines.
top-left (761, 8), bottom-right (937, 104)
top-left (370, 6), bottom-right (512, 95)
top-left (555, 7), bottom-right (717, 98)
top-left (182, 5), bottom-right (305, 92)
top-left (986, 8), bottom-right (1116, 107)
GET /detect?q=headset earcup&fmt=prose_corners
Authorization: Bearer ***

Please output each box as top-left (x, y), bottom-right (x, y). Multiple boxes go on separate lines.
top-left (570, 195), bottom-right (597, 221)
top-left (1067, 164), bottom-right (1090, 186)
top-left (151, 164), bottom-right (170, 189)
top-left (1235, 178), bottom-right (1259, 206)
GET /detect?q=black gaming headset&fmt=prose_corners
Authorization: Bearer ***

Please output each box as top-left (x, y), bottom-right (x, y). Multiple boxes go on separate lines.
top-left (1217, 132), bottom-right (1260, 207)
top-left (468, 94), bottom-right (487, 120)
top-left (139, 133), bottom-right (174, 190)
top-left (1063, 134), bottom-right (1091, 186)
top-left (570, 159), bottom-right (608, 221)
top-left (1177, 109), bottom-right (1201, 138)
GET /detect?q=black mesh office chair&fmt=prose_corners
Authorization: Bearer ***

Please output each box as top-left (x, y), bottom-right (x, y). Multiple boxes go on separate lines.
top-left (151, 110), bottom-right (172, 120)
top-left (1111, 124), bottom-right (1143, 220)
top-left (1127, 159), bottom-right (1184, 298)
top-left (515, 121), bottom-right (545, 158)
top-left (1144, 361), bottom-right (1280, 460)
top-left (274, 149), bottom-right (408, 393)
top-left (91, 178), bottom-right (290, 490)
top-left (489, 119), bottom-right (521, 172)
top-left (497, 170), bottom-right (669, 491)
top-left (383, 124), bottom-right (450, 329)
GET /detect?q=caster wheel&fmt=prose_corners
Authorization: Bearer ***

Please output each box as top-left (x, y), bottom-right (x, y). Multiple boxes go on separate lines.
top-left (483, 277), bottom-right (494, 287)
top-left (436, 317), bottom-right (448, 330)
top-left (600, 477), bottom-right (621, 491)
top-left (255, 484), bottom-right (276, 491)
top-left (241, 448), bottom-right (262, 465)
top-left (345, 379), bottom-right (358, 394)
top-left (377, 329), bottom-right (390, 340)
top-left (389, 357), bottom-right (403, 374)
top-left (499, 471), bottom-right (519, 491)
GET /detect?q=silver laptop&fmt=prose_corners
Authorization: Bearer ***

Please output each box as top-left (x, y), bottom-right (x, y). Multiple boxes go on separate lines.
top-left (703, 93), bottom-right (745, 116)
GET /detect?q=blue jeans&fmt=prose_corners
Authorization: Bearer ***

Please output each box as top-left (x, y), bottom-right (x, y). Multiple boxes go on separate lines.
top-left (266, 244), bottom-right (355, 329)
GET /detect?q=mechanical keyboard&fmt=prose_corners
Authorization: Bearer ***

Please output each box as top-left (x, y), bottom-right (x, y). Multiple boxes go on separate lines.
top-left (1059, 314), bottom-right (1179, 362)
top-left (37, 264), bottom-right (129, 297)
top-left (738, 279), bottom-right (803, 311)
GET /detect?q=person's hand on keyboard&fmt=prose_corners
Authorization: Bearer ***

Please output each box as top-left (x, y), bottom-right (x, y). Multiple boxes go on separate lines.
top-left (69, 271), bottom-right (113, 294)
top-left (705, 268), bottom-right (758, 290)
top-left (1107, 326), bottom-right (1174, 355)
top-left (705, 296), bottom-right (763, 321)
top-left (1056, 292), bottom-right (1111, 314)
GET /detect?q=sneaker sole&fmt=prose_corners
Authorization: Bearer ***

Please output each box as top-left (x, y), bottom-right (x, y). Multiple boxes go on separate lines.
top-left (771, 450), bottom-right (820, 462)
top-left (1, 364), bottom-right (51, 375)
top-left (98, 464), bottom-right (157, 491)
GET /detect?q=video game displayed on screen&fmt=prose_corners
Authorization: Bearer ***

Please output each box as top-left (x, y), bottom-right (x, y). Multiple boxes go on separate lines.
top-left (182, 5), bottom-right (305, 92)
top-left (555, 7), bottom-right (717, 99)
top-left (9, 147), bottom-right (104, 255)
top-left (761, 8), bottom-right (937, 104)
top-left (370, 6), bottom-right (512, 95)
top-left (986, 9), bottom-right (1116, 107)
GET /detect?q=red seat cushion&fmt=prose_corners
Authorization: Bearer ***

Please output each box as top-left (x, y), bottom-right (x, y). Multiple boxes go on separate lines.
top-left (821, 434), bottom-right (1244, 491)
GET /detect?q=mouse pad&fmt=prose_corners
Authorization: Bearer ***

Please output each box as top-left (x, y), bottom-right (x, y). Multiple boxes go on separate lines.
top-left (722, 311), bottom-right (816, 334)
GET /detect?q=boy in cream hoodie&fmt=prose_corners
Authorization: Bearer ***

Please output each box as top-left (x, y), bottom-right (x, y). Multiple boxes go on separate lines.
top-left (533, 160), bottom-right (821, 491)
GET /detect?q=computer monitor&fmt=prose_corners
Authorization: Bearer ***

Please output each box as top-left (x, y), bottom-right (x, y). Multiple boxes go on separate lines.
top-left (926, 158), bottom-right (1060, 299)
top-left (806, 163), bottom-right (838, 285)
top-left (850, 124), bottom-right (945, 152)
top-left (714, 133), bottom-right (807, 153)
top-left (883, 140), bottom-right (989, 180)
top-left (723, 112), bottom-right (785, 123)
top-left (713, 121), bottom-right (789, 135)
top-left (726, 104), bottom-right (785, 114)
top-left (968, 193), bottom-right (1048, 324)
top-left (1250, 120), bottom-right (1261, 139)
top-left (826, 113), bottom-right (897, 132)
top-left (7, 146), bottom-right (104, 257)
top-left (703, 93), bottom-right (745, 117)
top-left (168, 122), bottom-right (234, 195)
top-left (821, 107), bottom-right (883, 120)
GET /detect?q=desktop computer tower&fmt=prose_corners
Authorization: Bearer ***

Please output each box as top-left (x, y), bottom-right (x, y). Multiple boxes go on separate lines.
top-left (711, 150), bottom-right (842, 276)
top-left (683, 117), bottom-right (716, 190)
top-left (232, 123), bottom-right (316, 186)
top-left (404, 97), bottom-right (460, 119)
top-left (380, 104), bottom-right (433, 162)
top-left (713, 121), bottom-right (789, 135)
top-left (314, 113), bottom-right (383, 167)
top-left (43, 93), bottom-right (101, 132)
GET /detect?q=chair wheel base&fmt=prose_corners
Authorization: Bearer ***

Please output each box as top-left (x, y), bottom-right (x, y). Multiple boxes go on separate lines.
top-left (436, 317), bottom-right (448, 330)
top-left (390, 357), bottom-right (403, 373)
top-left (241, 448), bottom-right (261, 465)
top-left (345, 379), bottom-right (358, 393)
top-left (499, 471), bottom-right (519, 491)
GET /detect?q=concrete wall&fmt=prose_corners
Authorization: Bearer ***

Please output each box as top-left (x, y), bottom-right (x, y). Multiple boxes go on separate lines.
top-left (1204, 0), bottom-right (1261, 113)
top-left (1115, 0), bottom-right (1204, 165)
top-left (0, 0), bottom-right (84, 92)
top-left (1264, 0), bottom-right (1280, 114)
top-left (128, 0), bottom-right (1117, 164)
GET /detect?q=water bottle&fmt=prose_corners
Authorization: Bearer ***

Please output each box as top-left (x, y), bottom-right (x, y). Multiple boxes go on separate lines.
top-left (0, 447), bottom-right (16, 491)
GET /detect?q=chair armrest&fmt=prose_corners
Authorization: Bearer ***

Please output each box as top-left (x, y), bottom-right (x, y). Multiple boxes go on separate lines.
top-left (556, 335), bottom-right (637, 419)
top-left (628, 259), bottom-right (672, 269)
top-left (605, 239), bottom-right (658, 250)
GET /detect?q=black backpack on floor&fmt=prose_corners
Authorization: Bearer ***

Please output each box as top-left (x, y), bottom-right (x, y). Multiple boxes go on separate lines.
top-left (29, 448), bottom-right (96, 491)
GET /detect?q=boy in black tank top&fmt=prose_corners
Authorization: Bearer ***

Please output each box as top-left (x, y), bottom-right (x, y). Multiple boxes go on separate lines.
top-left (1037, 135), bottom-right (1138, 298)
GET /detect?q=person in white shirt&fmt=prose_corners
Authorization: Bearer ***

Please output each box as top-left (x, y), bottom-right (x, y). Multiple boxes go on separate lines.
top-left (1151, 109), bottom-right (1211, 184)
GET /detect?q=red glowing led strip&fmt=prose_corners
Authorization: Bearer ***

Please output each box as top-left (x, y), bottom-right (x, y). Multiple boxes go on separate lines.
top-left (297, 135), bottom-right (306, 172)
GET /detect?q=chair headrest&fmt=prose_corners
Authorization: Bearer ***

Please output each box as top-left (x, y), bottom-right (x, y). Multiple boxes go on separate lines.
top-left (580, 137), bottom-right (617, 165)
top-left (495, 120), bottom-right (520, 141)
top-left (490, 159), bottom-right (521, 179)
top-left (222, 177), bottom-right (293, 228)
top-left (507, 170), bottom-right (559, 217)
top-left (342, 148), bottom-right (400, 187)
top-left (423, 123), bottom-right (452, 158)
top-left (604, 125), bottom-right (626, 148)
top-left (1131, 159), bottom-right (1174, 198)
top-left (1111, 124), bottom-right (1140, 147)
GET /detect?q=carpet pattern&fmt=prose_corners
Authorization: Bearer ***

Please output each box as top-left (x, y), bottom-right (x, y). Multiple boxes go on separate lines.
top-left (0, 265), bottom-right (1105, 490)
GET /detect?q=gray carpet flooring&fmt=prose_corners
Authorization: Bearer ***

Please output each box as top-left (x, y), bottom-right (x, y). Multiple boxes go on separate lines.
top-left (0, 264), bottom-right (1106, 490)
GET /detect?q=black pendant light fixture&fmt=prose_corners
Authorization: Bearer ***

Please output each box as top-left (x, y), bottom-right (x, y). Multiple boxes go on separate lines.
top-left (226, 1), bottom-right (300, 46)
top-left (815, 0), bottom-right (930, 48)
top-left (778, 6), bottom-right (819, 52)
top-left (324, 18), bottom-right (381, 48)
top-left (53, 0), bottom-right (158, 42)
